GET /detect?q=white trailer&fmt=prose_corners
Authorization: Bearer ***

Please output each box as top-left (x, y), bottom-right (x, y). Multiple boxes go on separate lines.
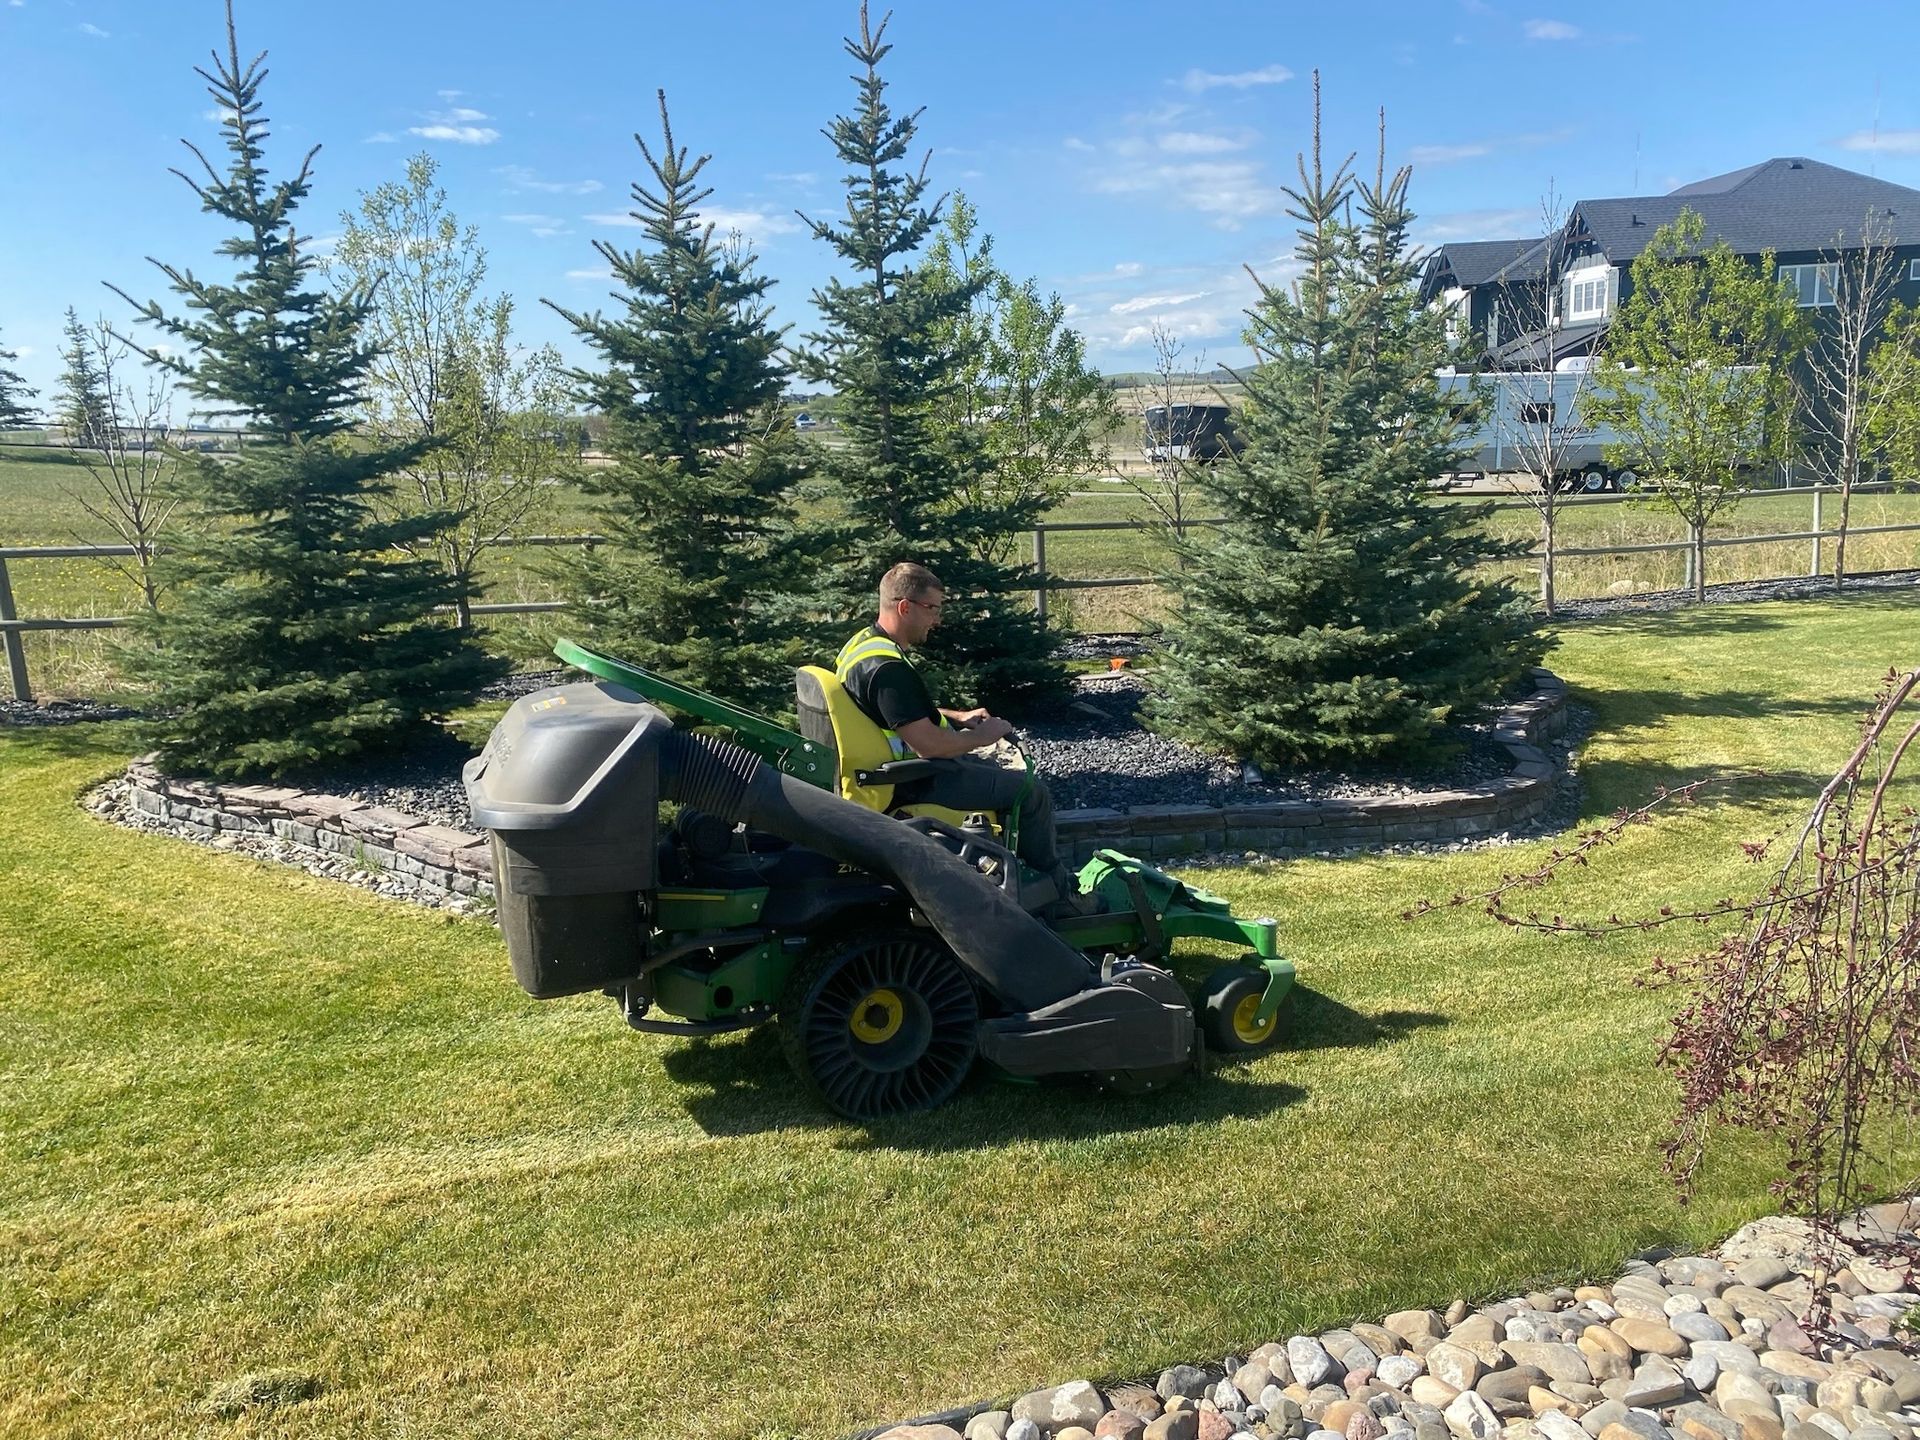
top-left (1438, 367), bottom-right (1641, 493)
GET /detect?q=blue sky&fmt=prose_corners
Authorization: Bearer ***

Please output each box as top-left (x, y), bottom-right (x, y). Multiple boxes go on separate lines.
top-left (6, 0), bottom-right (1920, 408)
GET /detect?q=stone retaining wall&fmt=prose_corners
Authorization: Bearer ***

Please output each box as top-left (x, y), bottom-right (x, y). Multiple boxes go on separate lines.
top-left (118, 668), bottom-right (1569, 902)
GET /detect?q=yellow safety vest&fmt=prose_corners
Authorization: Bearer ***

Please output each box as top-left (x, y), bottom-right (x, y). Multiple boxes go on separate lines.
top-left (834, 627), bottom-right (949, 758)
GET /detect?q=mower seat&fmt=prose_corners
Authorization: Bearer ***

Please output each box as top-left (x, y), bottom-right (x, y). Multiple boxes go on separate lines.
top-left (793, 665), bottom-right (998, 835)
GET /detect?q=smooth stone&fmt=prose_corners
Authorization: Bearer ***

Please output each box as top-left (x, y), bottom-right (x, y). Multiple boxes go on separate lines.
top-left (966, 1415), bottom-right (1012, 1440)
top-left (1671, 1314), bottom-right (1733, 1345)
top-left (1413, 1379), bottom-right (1463, 1408)
top-left (1446, 1303), bottom-right (1473, 1328)
top-left (1214, 1382), bottom-right (1248, 1413)
top-left (1167, 1398), bottom-right (1197, 1415)
top-left (1693, 1343), bottom-right (1765, 1379)
top-left (1684, 1355), bottom-right (1720, 1393)
top-left (1196, 1417), bottom-right (1236, 1440)
top-left (1735, 1260), bottom-right (1796, 1291)
top-left (1428, 1347), bottom-right (1488, 1394)
top-left (1528, 1388), bottom-right (1574, 1416)
top-left (1723, 1290), bottom-right (1796, 1324)
top-left (1814, 1378), bottom-right (1862, 1412)
top-left (1061, 1430), bottom-right (1096, 1440)
top-left (1671, 1404), bottom-right (1741, 1440)
top-left (1324, 1403), bottom-right (1366, 1434)
top-left (1582, 1330), bottom-right (1635, 1364)
top-left (1381, 1357), bottom-right (1428, 1390)
top-left (1292, 1341), bottom-right (1344, 1391)
top-left (1235, 1366), bottom-right (1274, 1403)
top-left (1096, 1414), bottom-right (1148, 1440)
top-left (1610, 1320), bottom-right (1690, 1360)
top-left (1665, 1296), bottom-right (1708, 1317)
top-left (1550, 1383), bottom-right (1604, 1405)
top-left (1506, 1345), bottom-right (1594, 1387)
top-left (1722, 1407), bottom-right (1783, 1440)
top-left (1581, 1403), bottom-right (1630, 1437)
top-left (1305, 1386), bottom-right (1352, 1419)
top-left (880, 1427), bottom-right (965, 1440)
top-left (1605, 1412), bottom-right (1675, 1440)
top-left (1053, 1384), bottom-right (1110, 1428)
top-left (1145, 1415), bottom-right (1199, 1440)
top-left (1008, 1424), bottom-right (1043, 1440)
top-left (1717, 1374), bottom-right (1780, 1416)
top-left (1388, 1313), bottom-right (1449, 1344)
top-left (1445, 1392), bottom-right (1503, 1440)
top-left (1163, 1370), bottom-right (1217, 1402)
top-left (1588, 1303), bottom-right (1621, 1323)
top-left (1480, 1369), bottom-right (1552, 1407)
top-left (1356, 1325), bottom-right (1408, 1358)
top-left (1623, 1373), bottom-right (1689, 1408)
top-left (1783, 1425), bottom-right (1832, 1440)
top-left (1013, 1391), bottom-right (1062, 1427)
top-left (1109, 1384), bottom-right (1163, 1421)
top-left (1705, 1302), bottom-right (1743, 1333)
top-left (1801, 1414), bottom-right (1847, 1440)
top-left (1536, 1412), bottom-right (1589, 1440)
top-left (1762, 1354), bottom-right (1833, 1383)
top-left (1350, 1413), bottom-right (1387, 1440)
top-left (1452, 1317), bottom-right (1508, 1346)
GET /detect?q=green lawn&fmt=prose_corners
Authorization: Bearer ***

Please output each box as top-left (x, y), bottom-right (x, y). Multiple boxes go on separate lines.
top-left (6, 595), bottom-right (1919, 1439)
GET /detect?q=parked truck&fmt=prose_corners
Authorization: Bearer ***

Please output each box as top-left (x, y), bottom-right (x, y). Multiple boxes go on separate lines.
top-left (1438, 366), bottom-right (1642, 492)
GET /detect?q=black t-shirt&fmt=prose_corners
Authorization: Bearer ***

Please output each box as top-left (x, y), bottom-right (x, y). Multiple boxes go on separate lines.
top-left (842, 629), bottom-right (940, 734)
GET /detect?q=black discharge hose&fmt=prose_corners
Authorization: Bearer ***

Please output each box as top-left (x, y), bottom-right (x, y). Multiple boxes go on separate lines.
top-left (658, 729), bottom-right (1094, 1014)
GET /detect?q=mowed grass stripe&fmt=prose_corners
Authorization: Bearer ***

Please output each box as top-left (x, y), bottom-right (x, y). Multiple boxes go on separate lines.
top-left (3, 596), bottom-right (1918, 1438)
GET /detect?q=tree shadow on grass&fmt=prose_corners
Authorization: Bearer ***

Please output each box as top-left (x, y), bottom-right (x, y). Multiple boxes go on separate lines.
top-left (1574, 758), bottom-right (1830, 819)
top-left (1581, 687), bottom-right (1867, 740)
top-left (661, 986), bottom-right (1446, 1147)
top-left (0, 718), bottom-right (139, 766)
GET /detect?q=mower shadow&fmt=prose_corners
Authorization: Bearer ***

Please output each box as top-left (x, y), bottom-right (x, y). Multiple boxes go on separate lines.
top-left (661, 986), bottom-right (1446, 1146)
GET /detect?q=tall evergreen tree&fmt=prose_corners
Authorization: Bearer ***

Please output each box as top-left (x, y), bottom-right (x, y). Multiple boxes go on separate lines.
top-left (1149, 88), bottom-right (1542, 766)
top-left (546, 91), bottom-right (807, 714)
top-left (0, 324), bottom-right (35, 432)
top-left (55, 308), bottom-right (114, 449)
top-left (110, 2), bottom-right (500, 777)
top-left (801, 5), bottom-right (1062, 711)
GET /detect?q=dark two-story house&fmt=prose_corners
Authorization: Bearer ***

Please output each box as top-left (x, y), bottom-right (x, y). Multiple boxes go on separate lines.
top-left (1419, 157), bottom-right (1920, 372)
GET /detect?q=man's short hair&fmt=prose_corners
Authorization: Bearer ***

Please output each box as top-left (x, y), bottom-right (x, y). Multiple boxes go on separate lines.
top-left (880, 562), bottom-right (942, 606)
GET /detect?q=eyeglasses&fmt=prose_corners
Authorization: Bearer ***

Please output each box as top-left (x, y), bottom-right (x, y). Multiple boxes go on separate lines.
top-left (909, 599), bottom-right (944, 615)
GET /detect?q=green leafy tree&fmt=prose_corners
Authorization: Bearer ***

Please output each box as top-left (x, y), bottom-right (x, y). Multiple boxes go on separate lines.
top-left (109, 2), bottom-right (500, 777)
top-left (334, 154), bottom-right (575, 630)
top-left (800, 5), bottom-right (1062, 711)
top-left (1587, 208), bottom-right (1808, 602)
top-left (0, 324), bottom-right (35, 432)
top-left (544, 90), bottom-right (807, 713)
top-left (924, 192), bottom-right (1119, 569)
top-left (1149, 85), bottom-right (1542, 766)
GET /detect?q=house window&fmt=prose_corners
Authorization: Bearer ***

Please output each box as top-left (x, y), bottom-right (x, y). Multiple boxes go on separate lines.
top-left (1519, 401), bottom-right (1556, 425)
top-left (1565, 268), bottom-right (1613, 321)
top-left (1779, 263), bottom-right (1837, 307)
top-left (1909, 258), bottom-right (1920, 282)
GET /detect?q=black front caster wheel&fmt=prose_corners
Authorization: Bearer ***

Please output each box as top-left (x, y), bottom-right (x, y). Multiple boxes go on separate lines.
top-left (1198, 961), bottom-right (1285, 1053)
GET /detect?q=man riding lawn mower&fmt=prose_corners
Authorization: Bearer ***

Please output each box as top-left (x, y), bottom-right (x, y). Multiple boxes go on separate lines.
top-left (463, 569), bottom-right (1296, 1121)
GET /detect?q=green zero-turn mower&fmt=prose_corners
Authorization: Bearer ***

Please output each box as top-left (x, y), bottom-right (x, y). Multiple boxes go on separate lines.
top-left (462, 640), bottom-right (1295, 1120)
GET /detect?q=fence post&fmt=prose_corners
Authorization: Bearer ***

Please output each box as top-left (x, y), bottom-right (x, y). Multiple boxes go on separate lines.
top-left (1809, 487), bottom-right (1823, 578)
top-left (0, 555), bottom-right (31, 703)
top-left (1032, 525), bottom-right (1048, 623)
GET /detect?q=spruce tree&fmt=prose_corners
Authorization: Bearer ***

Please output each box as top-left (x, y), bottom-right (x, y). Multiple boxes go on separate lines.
top-left (1149, 88), bottom-right (1541, 766)
top-left (0, 324), bottom-right (35, 432)
top-left (546, 91), bottom-right (808, 714)
top-left (111, 2), bottom-right (500, 777)
top-left (801, 5), bottom-right (1063, 711)
top-left (55, 309), bottom-right (114, 449)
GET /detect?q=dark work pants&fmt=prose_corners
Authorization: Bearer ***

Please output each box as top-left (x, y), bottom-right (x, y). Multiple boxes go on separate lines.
top-left (891, 750), bottom-right (1061, 874)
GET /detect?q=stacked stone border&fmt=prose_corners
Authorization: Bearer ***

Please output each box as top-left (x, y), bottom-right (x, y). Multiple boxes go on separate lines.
top-left (117, 668), bottom-right (1569, 901)
top-left (1055, 667), bottom-right (1570, 866)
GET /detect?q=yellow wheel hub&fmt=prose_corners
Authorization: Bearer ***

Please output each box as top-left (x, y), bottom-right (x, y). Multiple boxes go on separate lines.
top-left (1232, 991), bottom-right (1277, 1044)
top-left (850, 988), bottom-right (906, 1044)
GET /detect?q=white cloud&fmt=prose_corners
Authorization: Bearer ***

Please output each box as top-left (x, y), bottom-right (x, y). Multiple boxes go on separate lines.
top-left (1836, 130), bottom-right (1920, 153)
top-left (1091, 158), bottom-right (1281, 230)
top-left (410, 123), bottom-right (499, 145)
top-left (365, 131), bottom-right (396, 144)
top-left (1417, 206), bottom-right (1541, 242)
top-left (584, 211), bottom-right (644, 228)
top-left (502, 212), bottom-right (570, 238)
top-left (12, 344), bottom-right (33, 358)
top-left (496, 164), bottom-right (602, 195)
top-left (78, 20), bottom-right (108, 37)
top-left (1409, 142), bottom-right (1492, 164)
top-left (1523, 19), bottom-right (1581, 40)
top-left (410, 105), bottom-right (499, 145)
top-left (437, 88), bottom-right (464, 100)
top-left (1159, 131), bottom-right (1250, 156)
top-left (765, 170), bottom-right (819, 185)
top-left (1063, 136), bottom-right (1095, 153)
top-left (1181, 64), bottom-right (1292, 92)
top-left (703, 208), bottom-right (805, 242)
top-left (565, 267), bottom-right (614, 281)
top-left (1111, 291), bottom-right (1209, 315)
top-left (1113, 261), bottom-right (1144, 278)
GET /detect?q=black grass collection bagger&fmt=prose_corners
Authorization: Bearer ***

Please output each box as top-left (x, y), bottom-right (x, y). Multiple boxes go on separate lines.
top-left (462, 642), bottom-right (1295, 1120)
